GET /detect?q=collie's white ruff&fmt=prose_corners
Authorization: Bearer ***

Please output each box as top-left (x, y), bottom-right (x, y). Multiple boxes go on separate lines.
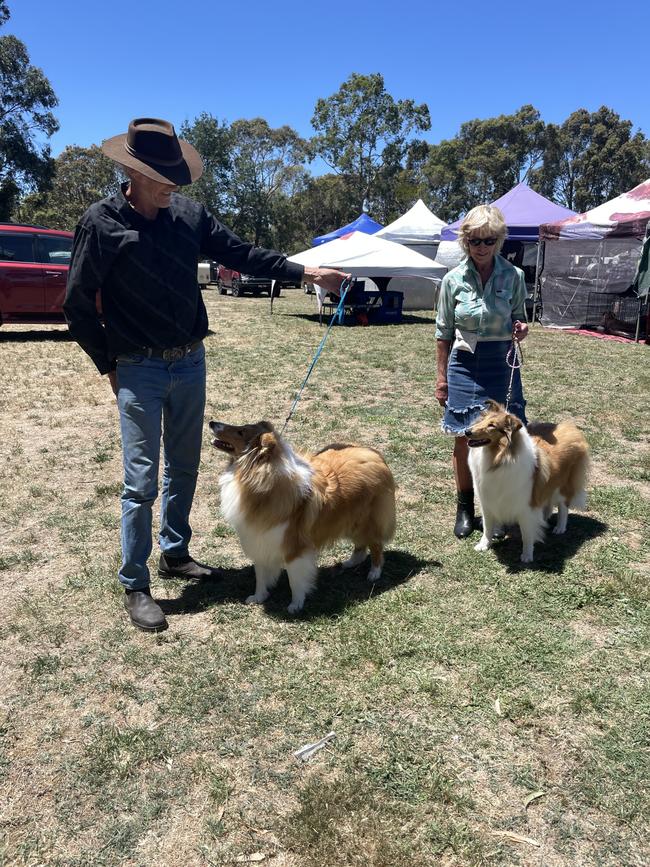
top-left (467, 406), bottom-right (588, 563)
top-left (219, 452), bottom-right (315, 613)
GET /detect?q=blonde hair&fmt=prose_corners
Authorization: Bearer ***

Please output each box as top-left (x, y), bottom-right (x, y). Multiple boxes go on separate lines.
top-left (458, 205), bottom-right (508, 255)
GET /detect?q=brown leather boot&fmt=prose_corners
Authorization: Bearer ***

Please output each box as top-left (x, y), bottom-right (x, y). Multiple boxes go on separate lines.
top-left (454, 490), bottom-right (475, 539)
top-left (124, 587), bottom-right (167, 632)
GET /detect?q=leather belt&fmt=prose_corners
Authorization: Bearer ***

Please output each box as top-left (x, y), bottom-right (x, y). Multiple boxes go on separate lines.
top-left (145, 340), bottom-right (203, 361)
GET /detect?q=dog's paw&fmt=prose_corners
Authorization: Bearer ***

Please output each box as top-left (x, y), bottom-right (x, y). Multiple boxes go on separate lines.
top-left (342, 550), bottom-right (367, 570)
top-left (552, 525), bottom-right (566, 535)
top-left (287, 600), bottom-right (304, 615)
top-left (367, 565), bottom-right (382, 583)
top-left (520, 551), bottom-right (534, 563)
top-left (245, 592), bottom-right (269, 605)
top-left (474, 536), bottom-right (491, 552)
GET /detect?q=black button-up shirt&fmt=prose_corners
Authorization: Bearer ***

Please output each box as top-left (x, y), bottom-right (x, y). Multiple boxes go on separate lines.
top-left (64, 184), bottom-right (305, 373)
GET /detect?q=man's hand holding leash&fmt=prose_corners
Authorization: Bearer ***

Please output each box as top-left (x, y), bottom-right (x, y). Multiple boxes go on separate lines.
top-left (304, 267), bottom-right (351, 296)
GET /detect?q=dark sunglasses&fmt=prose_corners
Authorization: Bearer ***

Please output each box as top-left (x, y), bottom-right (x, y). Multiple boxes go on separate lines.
top-left (468, 237), bottom-right (497, 248)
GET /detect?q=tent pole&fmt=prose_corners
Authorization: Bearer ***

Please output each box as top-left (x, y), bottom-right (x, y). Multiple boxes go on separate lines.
top-left (532, 240), bottom-right (543, 325)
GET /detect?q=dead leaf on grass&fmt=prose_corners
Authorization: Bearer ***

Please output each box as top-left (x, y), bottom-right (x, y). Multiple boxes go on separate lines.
top-left (235, 854), bottom-right (266, 863)
top-left (494, 697), bottom-right (502, 716)
top-left (490, 830), bottom-right (541, 847)
top-left (524, 790), bottom-right (545, 808)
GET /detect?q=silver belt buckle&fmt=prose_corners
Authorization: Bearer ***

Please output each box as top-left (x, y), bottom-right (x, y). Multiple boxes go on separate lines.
top-left (163, 346), bottom-right (185, 362)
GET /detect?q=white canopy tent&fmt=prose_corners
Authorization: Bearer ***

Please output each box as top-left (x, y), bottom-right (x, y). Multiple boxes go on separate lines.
top-left (374, 200), bottom-right (450, 306)
top-left (374, 199), bottom-right (445, 243)
top-left (288, 230), bottom-right (447, 310)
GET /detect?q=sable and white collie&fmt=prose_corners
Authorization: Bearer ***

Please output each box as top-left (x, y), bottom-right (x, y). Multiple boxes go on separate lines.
top-left (209, 420), bottom-right (396, 613)
top-left (465, 400), bottom-right (589, 563)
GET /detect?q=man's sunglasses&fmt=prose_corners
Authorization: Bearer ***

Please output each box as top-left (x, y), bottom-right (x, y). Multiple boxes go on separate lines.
top-left (468, 237), bottom-right (497, 247)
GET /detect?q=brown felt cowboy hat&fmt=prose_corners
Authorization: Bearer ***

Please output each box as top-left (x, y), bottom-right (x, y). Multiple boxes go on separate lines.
top-left (101, 117), bottom-right (203, 185)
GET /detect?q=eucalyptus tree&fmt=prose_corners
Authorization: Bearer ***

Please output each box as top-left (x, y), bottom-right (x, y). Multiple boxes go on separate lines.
top-left (0, 1), bottom-right (58, 219)
top-left (532, 107), bottom-right (648, 212)
top-left (181, 113), bottom-right (307, 251)
top-left (17, 145), bottom-right (120, 230)
top-left (310, 72), bottom-right (430, 215)
top-left (419, 105), bottom-right (546, 221)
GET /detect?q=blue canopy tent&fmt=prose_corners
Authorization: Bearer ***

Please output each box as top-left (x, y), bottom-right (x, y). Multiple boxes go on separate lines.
top-left (312, 213), bottom-right (383, 246)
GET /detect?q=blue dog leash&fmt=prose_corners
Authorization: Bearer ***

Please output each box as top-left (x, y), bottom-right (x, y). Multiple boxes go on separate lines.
top-left (280, 277), bottom-right (353, 435)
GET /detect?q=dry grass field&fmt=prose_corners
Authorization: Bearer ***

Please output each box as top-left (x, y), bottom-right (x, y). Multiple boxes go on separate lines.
top-left (1, 289), bottom-right (649, 866)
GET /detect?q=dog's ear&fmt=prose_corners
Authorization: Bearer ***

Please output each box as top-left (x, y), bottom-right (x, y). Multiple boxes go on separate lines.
top-left (503, 415), bottom-right (523, 443)
top-left (258, 431), bottom-right (278, 455)
top-left (484, 398), bottom-right (502, 414)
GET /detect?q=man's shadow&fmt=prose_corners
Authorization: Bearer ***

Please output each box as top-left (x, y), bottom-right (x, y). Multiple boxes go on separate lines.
top-left (0, 327), bottom-right (71, 343)
top-left (487, 513), bottom-right (607, 573)
top-left (158, 549), bottom-right (441, 621)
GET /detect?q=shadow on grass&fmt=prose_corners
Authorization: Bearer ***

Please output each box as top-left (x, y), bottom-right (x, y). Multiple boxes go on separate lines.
top-left (488, 513), bottom-right (607, 573)
top-left (0, 327), bottom-right (71, 342)
top-left (158, 549), bottom-right (440, 621)
top-left (280, 311), bottom-right (435, 326)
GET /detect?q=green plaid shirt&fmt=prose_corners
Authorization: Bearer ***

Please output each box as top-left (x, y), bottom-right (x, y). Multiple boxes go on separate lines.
top-left (435, 254), bottom-right (527, 341)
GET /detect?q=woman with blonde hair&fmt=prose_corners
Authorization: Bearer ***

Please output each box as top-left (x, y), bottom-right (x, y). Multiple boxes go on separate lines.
top-left (435, 204), bottom-right (529, 538)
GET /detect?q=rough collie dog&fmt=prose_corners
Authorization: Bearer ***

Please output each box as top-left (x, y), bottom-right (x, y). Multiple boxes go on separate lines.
top-left (465, 400), bottom-right (589, 563)
top-left (209, 420), bottom-right (396, 613)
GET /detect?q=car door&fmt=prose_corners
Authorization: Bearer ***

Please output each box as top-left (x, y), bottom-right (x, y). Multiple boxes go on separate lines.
top-left (0, 231), bottom-right (42, 316)
top-left (36, 233), bottom-right (73, 314)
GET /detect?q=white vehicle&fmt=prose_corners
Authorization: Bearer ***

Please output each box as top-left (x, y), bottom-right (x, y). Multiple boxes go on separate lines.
top-left (198, 260), bottom-right (217, 288)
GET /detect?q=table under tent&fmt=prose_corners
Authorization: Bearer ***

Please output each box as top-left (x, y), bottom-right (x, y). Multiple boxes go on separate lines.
top-left (288, 230), bottom-right (446, 323)
top-left (538, 178), bottom-right (650, 341)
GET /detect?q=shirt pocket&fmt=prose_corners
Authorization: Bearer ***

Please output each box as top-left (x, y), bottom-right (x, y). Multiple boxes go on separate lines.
top-left (455, 294), bottom-right (484, 331)
top-left (493, 287), bottom-right (513, 324)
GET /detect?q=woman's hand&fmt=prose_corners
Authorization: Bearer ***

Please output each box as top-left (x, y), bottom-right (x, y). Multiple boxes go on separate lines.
top-left (435, 380), bottom-right (448, 406)
top-left (513, 320), bottom-right (529, 341)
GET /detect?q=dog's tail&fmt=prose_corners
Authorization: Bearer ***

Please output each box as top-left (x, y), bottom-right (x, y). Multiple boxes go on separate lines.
top-left (567, 451), bottom-right (589, 511)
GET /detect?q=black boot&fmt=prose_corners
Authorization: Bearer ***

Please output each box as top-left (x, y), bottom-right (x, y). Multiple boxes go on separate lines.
top-left (454, 490), bottom-right (475, 539)
top-left (124, 587), bottom-right (168, 632)
top-left (158, 554), bottom-right (223, 581)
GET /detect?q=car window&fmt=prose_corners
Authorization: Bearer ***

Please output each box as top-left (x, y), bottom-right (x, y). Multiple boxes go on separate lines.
top-left (0, 233), bottom-right (35, 263)
top-left (37, 234), bottom-right (73, 264)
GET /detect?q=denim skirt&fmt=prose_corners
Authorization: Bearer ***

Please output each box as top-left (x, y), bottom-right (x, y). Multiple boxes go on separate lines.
top-left (441, 339), bottom-right (527, 435)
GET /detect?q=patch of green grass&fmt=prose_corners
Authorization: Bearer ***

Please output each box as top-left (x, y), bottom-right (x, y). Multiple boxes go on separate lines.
top-left (95, 481), bottom-right (122, 497)
top-left (2, 299), bottom-right (649, 866)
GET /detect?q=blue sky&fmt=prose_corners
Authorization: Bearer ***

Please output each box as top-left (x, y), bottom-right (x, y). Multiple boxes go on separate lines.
top-left (7, 0), bottom-right (650, 162)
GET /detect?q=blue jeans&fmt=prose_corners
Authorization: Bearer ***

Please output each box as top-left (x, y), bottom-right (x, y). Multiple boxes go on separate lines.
top-left (115, 344), bottom-right (206, 590)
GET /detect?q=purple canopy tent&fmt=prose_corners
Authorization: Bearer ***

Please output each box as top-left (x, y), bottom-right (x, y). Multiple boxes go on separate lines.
top-left (312, 213), bottom-right (383, 247)
top-left (441, 183), bottom-right (577, 321)
top-left (441, 182), bottom-right (576, 241)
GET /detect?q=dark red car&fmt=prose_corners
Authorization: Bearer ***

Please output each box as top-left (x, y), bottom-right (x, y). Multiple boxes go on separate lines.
top-left (216, 264), bottom-right (281, 297)
top-left (0, 223), bottom-right (74, 325)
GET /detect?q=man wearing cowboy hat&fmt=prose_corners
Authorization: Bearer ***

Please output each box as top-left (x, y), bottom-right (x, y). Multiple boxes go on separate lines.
top-left (64, 117), bottom-right (348, 633)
